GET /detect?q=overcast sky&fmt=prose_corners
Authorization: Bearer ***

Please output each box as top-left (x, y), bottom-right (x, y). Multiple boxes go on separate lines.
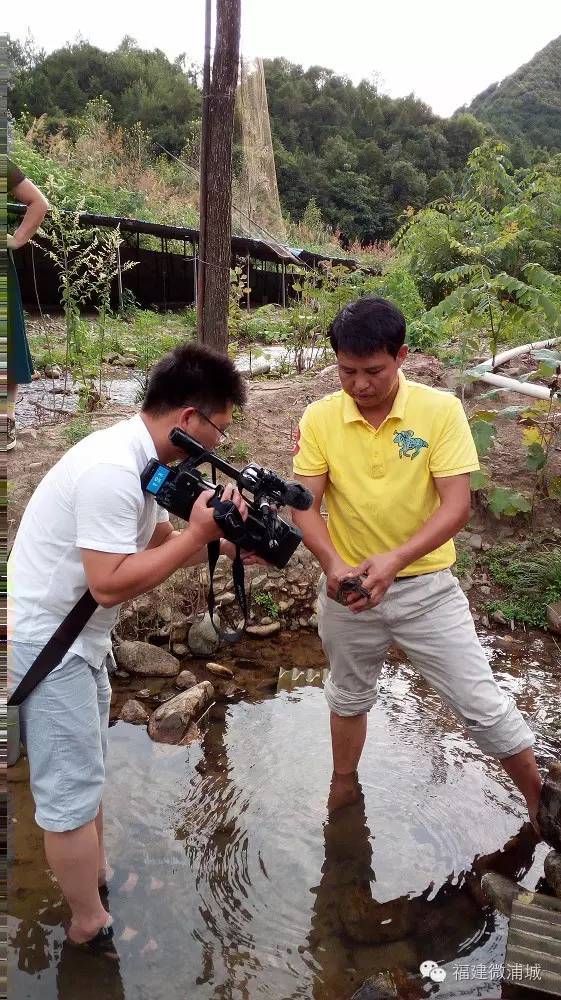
top-left (5, 0), bottom-right (561, 117)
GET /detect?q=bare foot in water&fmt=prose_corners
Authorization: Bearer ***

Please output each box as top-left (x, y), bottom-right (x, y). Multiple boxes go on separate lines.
top-left (327, 771), bottom-right (362, 814)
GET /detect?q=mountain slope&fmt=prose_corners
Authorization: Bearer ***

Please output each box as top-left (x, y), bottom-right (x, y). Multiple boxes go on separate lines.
top-left (467, 35), bottom-right (561, 150)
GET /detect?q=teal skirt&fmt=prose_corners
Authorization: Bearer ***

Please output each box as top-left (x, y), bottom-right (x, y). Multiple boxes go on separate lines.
top-left (8, 250), bottom-right (34, 384)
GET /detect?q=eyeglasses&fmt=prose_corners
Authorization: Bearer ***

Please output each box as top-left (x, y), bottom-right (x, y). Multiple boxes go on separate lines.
top-left (196, 410), bottom-right (230, 444)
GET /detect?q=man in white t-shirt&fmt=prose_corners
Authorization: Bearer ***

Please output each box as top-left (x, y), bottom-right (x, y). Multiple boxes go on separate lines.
top-left (8, 343), bottom-right (251, 951)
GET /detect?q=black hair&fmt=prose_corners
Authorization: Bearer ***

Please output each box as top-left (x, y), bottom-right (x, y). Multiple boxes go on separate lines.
top-left (142, 342), bottom-right (247, 415)
top-left (329, 296), bottom-right (406, 359)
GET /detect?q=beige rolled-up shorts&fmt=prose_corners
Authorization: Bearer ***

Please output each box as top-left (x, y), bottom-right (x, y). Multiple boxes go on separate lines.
top-left (317, 568), bottom-right (534, 759)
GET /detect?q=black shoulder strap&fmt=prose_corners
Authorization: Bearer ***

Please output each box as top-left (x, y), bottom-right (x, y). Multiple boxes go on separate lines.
top-left (206, 541), bottom-right (249, 644)
top-left (8, 590), bottom-right (99, 707)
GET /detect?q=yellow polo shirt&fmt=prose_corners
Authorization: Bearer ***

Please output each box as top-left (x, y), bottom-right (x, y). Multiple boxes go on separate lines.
top-left (293, 371), bottom-right (479, 575)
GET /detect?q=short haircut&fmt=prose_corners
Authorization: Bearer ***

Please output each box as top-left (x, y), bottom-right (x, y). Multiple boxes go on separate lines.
top-left (329, 297), bottom-right (406, 359)
top-left (142, 342), bottom-right (247, 415)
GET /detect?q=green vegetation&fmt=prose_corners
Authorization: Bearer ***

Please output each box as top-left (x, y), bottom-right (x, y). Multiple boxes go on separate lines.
top-left (62, 414), bottom-right (94, 446)
top-left (7, 36), bottom-right (201, 154)
top-left (454, 545), bottom-right (474, 579)
top-left (253, 592), bottom-right (280, 619)
top-left (7, 35), bottom-right (489, 242)
top-left (482, 544), bottom-right (561, 627)
top-left (468, 36), bottom-right (561, 153)
top-left (8, 36), bottom-right (561, 526)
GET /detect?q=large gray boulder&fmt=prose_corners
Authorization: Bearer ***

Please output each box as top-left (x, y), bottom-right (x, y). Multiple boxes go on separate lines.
top-left (114, 641), bottom-right (180, 678)
top-left (148, 681), bottom-right (214, 744)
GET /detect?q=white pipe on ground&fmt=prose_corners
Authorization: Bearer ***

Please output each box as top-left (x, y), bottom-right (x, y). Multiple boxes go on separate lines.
top-left (472, 337), bottom-right (560, 400)
top-left (475, 372), bottom-right (555, 400)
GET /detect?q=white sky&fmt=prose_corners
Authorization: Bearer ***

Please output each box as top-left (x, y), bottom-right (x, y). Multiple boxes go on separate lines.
top-left (5, 0), bottom-right (561, 117)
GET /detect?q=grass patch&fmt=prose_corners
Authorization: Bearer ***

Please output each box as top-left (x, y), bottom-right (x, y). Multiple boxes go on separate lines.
top-left (62, 415), bottom-right (94, 446)
top-left (481, 543), bottom-right (561, 627)
top-left (454, 544), bottom-right (474, 578)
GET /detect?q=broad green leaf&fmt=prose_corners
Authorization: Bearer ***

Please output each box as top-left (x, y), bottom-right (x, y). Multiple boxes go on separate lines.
top-left (470, 469), bottom-right (488, 491)
top-left (526, 442), bottom-right (547, 472)
top-left (522, 401), bottom-right (551, 420)
top-left (471, 410), bottom-right (498, 422)
top-left (536, 361), bottom-right (558, 380)
top-left (470, 419), bottom-right (497, 457)
top-left (522, 426), bottom-right (543, 447)
top-left (488, 487), bottom-right (532, 518)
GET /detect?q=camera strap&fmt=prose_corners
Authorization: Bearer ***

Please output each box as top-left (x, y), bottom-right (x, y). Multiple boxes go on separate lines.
top-left (8, 589), bottom-right (99, 707)
top-left (206, 541), bottom-right (249, 643)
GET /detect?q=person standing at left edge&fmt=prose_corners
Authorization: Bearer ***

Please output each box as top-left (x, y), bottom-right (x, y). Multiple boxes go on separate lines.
top-left (5, 158), bottom-right (49, 450)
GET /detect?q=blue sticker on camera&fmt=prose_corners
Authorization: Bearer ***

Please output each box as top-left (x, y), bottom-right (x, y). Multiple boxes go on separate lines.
top-left (146, 465), bottom-right (171, 494)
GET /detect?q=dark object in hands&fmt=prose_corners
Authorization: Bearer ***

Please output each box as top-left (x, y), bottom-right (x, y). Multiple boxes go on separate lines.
top-left (335, 574), bottom-right (371, 606)
top-left (141, 428), bottom-right (313, 569)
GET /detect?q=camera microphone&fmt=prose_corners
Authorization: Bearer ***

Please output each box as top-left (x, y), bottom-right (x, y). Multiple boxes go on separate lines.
top-left (282, 482), bottom-right (314, 511)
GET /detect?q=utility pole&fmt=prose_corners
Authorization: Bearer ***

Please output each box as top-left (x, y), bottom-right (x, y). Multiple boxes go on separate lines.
top-left (197, 0), bottom-right (241, 353)
top-left (196, 0), bottom-right (211, 340)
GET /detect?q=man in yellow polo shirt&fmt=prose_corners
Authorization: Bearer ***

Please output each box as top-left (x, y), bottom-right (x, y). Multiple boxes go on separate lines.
top-left (292, 296), bottom-right (543, 827)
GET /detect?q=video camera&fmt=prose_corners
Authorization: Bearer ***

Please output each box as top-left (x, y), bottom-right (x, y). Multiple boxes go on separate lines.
top-left (140, 428), bottom-right (313, 568)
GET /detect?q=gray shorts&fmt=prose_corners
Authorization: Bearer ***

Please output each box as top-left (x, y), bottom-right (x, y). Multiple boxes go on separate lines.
top-left (318, 569), bottom-right (534, 760)
top-left (8, 642), bottom-right (112, 832)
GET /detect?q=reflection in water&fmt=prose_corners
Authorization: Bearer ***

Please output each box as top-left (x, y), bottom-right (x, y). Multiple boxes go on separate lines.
top-left (308, 775), bottom-right (540, 999)
top-left (8, 643), bottom-right (559, 1000)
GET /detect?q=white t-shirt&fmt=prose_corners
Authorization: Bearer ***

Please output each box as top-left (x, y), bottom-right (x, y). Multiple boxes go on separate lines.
top-left (8, 414), bottom-right (169, 668)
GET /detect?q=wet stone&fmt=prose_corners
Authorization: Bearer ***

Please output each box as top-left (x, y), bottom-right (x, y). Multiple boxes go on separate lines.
top-left (188, 612), bottom-right (221, 657)
top-left (120, 700), bottom-right (149, 725)
top-left (538, 762), bottom-right (561, 852)
top-left (544, 850), bottom-right (561, 898)
top-left (205, 662), bottom-right (234, 679)
top-left (114, 641), bottom-right (180, 678)
top-left (148, 681), bottom-right (214, 744)
top-left (481, 872), bottom-right (523, 916)
top-left (176, 670), bottom-right (197, 690)
top-left (246, 622), bottom-right (281, 638)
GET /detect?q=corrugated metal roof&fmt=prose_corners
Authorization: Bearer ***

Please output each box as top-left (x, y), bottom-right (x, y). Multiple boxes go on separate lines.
top-left (8, 203), bottom-right (364, 270)
top-left (506, 892), bottom-right (561, 996)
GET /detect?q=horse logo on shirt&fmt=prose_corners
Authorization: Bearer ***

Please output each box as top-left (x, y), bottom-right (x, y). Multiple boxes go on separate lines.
top-left (393, 429), bottom-right (428, 459)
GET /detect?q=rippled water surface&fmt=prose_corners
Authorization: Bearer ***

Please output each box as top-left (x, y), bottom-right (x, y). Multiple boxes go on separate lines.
top-left (8, 635), bottom-right (560, 999)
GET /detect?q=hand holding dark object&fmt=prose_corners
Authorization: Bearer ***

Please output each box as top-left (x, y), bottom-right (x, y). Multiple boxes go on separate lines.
top-left (345, 552), bottom-right (402, 613)
top-left (335, 574), bottom-right (371, 606)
